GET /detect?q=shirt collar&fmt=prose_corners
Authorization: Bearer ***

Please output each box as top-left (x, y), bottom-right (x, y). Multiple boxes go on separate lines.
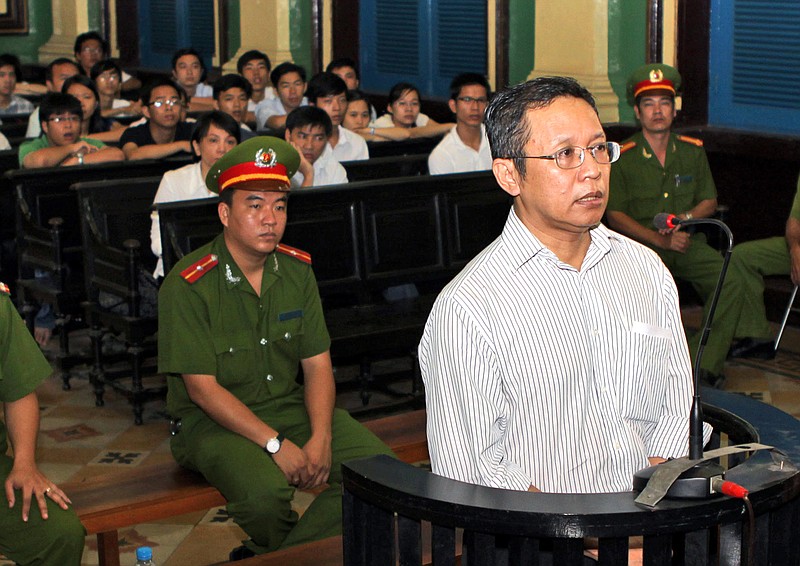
top-left (501, 208), bottom-right (617, 272)
top-left (213, 233), bottom-right (282, 293)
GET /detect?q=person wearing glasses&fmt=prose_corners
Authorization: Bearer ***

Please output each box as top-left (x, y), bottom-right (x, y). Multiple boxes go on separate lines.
top-left (19, 92), bottom-right (124, 168)
top-left (90, 60), bottom-right (140, 118)
top-left (420, 76), bottom-right (697, 497)
top-left (73, 31), bottom-right (140, 92)
top-left (606, 64), bottom-right (736, 388)
top-left (428, 73), bottom-right (492, 175)
top-left (119, 78), bottom-right (194, 161)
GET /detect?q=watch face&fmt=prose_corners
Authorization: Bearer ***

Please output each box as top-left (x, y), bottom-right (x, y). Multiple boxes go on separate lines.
top-left (266, 438), bottom-right (281, 454)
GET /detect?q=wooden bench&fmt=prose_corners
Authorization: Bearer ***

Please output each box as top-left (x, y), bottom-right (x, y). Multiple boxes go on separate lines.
top-left (341, 153), bottom-right (428, 181)
top-left (157, 171), bottom-right (510, 410)
top-left (65, 409), bottom-right (428, 566)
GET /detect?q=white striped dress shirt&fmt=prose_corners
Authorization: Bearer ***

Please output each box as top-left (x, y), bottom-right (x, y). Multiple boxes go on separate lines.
top-left (419, 208), bottom-right (696, 493)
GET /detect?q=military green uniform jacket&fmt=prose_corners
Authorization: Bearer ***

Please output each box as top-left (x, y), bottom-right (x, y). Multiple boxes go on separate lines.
top-left (0, 290), bottom-right (52, 452)
top-left (608, 131), bottom-right (717, 229)
top-left (158, 234), bottom-right (330, 420)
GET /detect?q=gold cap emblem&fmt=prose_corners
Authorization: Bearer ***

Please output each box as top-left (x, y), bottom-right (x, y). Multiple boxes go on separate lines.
top-left (255, 148), bottom-right (278, 168)
top-left (649, 69), bottom-right (663, 82)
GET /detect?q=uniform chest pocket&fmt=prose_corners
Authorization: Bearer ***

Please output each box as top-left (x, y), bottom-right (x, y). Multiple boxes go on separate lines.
top-left (212, 332), bottom-right (256, 383)
top-left (268, 315), bottom-right (305, 353)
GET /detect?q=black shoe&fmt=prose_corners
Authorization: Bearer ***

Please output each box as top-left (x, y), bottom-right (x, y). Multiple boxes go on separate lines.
top-left (698, 370), bottom-right (726, 389)
top-left (229, 545), bottom-right (256, 561)
top-left (729, 337), bottom-right (776, 360)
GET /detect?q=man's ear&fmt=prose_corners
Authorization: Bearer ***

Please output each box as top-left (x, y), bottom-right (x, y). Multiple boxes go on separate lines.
top-left (142, 103), bottom-right (151, 120)
top-left (284, 129), bottom-right (291, 142)
top-left (633, 105), bottom-right (641, 121)
top-left (212, 100), bottom-right (220, 111)
top-left (191, 139), bottom-right (201, 157)
top-left (41, 120), bottom-right (50, 138)
top-left (218, 200), bottom-right (230, 227)
top-left (448, 98), bottom-right (457, 115)
top-left (492, 158), bottom-right (522, 197)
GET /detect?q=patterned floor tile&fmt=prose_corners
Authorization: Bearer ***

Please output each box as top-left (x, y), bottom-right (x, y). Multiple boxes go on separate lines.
top-left (88, 449), bottom-right (150, 467)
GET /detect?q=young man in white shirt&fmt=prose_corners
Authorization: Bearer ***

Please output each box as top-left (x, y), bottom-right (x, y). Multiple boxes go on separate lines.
top-left (25, 58), bottom-right (80, 138)
top-left (237, 50), bottom-right (275, 119)
top-left (428, 73), bottom-right (492, 175)
top-left (213, 74), bottom-right (257, 140)
top-left (306, 72), bottom-right (368, 162)
top-left (285, 106), bottom-right (348, 188)
top-left (255, 62), bottom-right (309, 130)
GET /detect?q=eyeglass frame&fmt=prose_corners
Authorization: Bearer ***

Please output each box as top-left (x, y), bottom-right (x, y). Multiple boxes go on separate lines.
top-left (456, 96), bottom-right (489, 105)
top-left (47, 115), bottom-right (81, 124)
top-left (506, 141), bottom-right (621, 170)
top-left (149, 98), bottom-right (181, 108)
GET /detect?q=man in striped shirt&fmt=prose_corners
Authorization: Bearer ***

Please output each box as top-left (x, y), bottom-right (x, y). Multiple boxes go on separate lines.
top-left (419, 77), bottom-right (696, 494)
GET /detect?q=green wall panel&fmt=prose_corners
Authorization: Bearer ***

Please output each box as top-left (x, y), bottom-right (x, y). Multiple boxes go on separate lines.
top-left (228, 0), bottom-right (241, 59)
top-left (0, 0), bottom-right (53, 65)
top-left (289, 0), bottom-right (313, 72)
top-left (508, 0), bottom-right (535, 86)
top-left (607, 0), bottom-right (645, 122)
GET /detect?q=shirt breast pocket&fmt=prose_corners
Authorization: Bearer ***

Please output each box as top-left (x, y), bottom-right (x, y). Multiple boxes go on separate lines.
top-left (268, 314), bottom-right (305, 358)
top-left (626, 322), bottom-right (672, 421)
top-left (212, 332), bottom-right (255, 386)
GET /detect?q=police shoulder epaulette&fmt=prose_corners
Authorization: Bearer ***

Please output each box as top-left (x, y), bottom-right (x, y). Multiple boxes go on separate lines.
top-left (620, 141), bottom-right (636, 154)
top-left (0, 282), bottom-right (9, 295)
top-left (677, 134), bottom-right (704, 147)
top-left (276, 243), bottom-right (312, 265)
top-left (180, 253), bottom-right (219, 284)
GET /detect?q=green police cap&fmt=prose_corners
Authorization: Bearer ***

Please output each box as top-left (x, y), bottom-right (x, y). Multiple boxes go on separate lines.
top-left (205, 136), bottom-right (301, 194)
top-left (626, 63), bottom-right (682, 106)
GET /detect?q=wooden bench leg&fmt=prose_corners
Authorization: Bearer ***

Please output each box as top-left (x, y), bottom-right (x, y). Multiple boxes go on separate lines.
top-left (96, 531), bottom-right (121, 566)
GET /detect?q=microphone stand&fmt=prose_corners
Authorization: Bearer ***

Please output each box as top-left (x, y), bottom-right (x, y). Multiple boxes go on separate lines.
top-left (632, 217), bottom-right (734, 499)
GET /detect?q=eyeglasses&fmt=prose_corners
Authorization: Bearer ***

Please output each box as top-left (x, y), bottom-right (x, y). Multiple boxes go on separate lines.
top-left (48, 115), bottom-right (81, 124)
top-left (96, 73), bottom-right (120, 82)
top-left (456, 96), bottom-right (488, 105)
top-left (81, 47), bottom-right (103, 55)
top-left (149, 98), bottom-right (180, 108)
top-left (509, 141), bottom-right (621, 170)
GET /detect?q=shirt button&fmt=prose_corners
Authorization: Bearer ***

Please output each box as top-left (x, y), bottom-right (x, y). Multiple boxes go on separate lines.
top-left (284, 332), bottom-right (291, 340)
top-left (663, 192), bottom-right (669, 198)
top-left (266, 374), bottom-right (273, 381)
top-left (228, 347), bottom-right (234, 353)
top-left (613, 441), bottom-right (621, 450)
top-left (592, 328), bottom-right (599, 336)
top-left (260, 338), bottom-right (268, 345)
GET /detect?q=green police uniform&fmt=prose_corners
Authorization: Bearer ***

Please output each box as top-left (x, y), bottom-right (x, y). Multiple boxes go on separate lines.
top-left (0, 286), bottom-right (85, 565)
top-left (725, 176), bottom-right (800, 341)
top-left (159, 234), bottom-right (393, 554)
top-left (608, 131), bottom-right (743, 376)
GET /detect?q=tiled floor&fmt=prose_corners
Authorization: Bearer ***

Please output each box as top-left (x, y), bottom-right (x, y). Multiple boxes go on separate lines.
top-left (2, 307), bottom-right (800, 565)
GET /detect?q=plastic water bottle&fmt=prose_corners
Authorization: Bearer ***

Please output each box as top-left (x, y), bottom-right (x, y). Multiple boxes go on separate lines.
top-left (135, 546), bottom-right (155, 566)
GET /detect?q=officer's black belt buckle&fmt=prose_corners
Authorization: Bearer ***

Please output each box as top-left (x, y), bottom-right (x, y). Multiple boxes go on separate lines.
top-left (170, 418), bottom-right (182, 436)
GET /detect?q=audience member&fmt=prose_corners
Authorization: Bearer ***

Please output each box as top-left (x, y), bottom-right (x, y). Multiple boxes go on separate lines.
top-left (606, 63), bottom-right (741, 387)
top-left (285, 106), bottom-right (346, 187)
top-left (19, 92), bottom-right (124, 168)
top-left (150, 111), bottom-right (240, 278)
top-left (25, 58), bottom-right (80, 138)
top-left (255, 62), bottom-right (308, 130)
top-left (62, 75), bottom-right (125, 143)
top-left (213, 74), bottom-right (256, 140)
top-left (119, 78), bottom-right (194, 160)
top-left (73, 31), bottom-right (140, 92)
top-left (90, 59), bottom-right (140, 117)
top-left (157, 135), bottom-right (393, 557)
top-left (420, 75), bottom-right (700, 496)
top-left (172, 47), bottom-right (214, 111)
top-left (428, 73), bottom-right (491, 175)
top-left (0, 285), bottom-right (86, 565)
top-left (306, 72), bottom-right (368, 161)
top-left (326, 58), bottom-right (377, 121)
top-left (0, 54), bottom-right (34, 115)
top-left (237, 49), bottom-right (274, 120)
top-left (372, 82), bottom-right (452, 135)
top-left (342, 90), bottom-right (411, 142)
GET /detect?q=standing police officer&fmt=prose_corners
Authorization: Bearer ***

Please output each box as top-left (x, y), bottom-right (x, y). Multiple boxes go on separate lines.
top-left (606, 63), bottom-right (744, 387)
top-left (157, 137), bottom-right (393, 557)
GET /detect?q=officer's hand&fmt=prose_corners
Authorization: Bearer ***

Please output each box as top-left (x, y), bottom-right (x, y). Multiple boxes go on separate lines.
top-left (271, 439), bottom-right (310, 487)
top-left (301, 434), bottom-right (332, 490)
top-left (666, 230), bottom-right (690, 253)
top-left (790, 245), bottom-right (800, 286)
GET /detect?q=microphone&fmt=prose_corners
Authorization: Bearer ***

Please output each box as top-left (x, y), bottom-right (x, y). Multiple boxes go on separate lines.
top-left (633, 213), bottom-right (735, 501)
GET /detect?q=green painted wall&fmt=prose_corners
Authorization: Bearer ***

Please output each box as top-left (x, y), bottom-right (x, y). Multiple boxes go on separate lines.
top-left (228, 0), bottom-right (241, 59)
top-left (289, 0), bottom-right (312, 72)
top-left (508, 0), bottom-right (535, 87)
top-left (0, 0), bottom-right (53, 65)
top-left (88, 0), bottom-right (102, 31)
top-left (607, 0), bottom-right (646, 122)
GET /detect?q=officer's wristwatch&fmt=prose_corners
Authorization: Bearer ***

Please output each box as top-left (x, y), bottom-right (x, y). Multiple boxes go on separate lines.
top-left (264, 433), bottom-right (285, 455)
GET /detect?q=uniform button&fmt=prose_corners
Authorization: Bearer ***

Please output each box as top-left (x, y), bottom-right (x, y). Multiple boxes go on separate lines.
top-left (260, 338), bottom-right (268, 345)
top-left (228, 347), bottom-right (234, 353)
top-left (663, 192), bottom-right (669, 198)
top-left (284, 332), bottom-right (291, 340)
top-left (266, 374), bottom-right (273, 381)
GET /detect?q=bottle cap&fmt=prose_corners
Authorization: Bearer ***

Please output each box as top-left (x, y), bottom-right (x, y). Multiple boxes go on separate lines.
top-left (136, 546), bottom-right (153, 560)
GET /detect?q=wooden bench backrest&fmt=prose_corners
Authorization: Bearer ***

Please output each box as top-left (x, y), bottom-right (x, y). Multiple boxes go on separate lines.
top-left (342, 154), bottom-right (428, 181)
